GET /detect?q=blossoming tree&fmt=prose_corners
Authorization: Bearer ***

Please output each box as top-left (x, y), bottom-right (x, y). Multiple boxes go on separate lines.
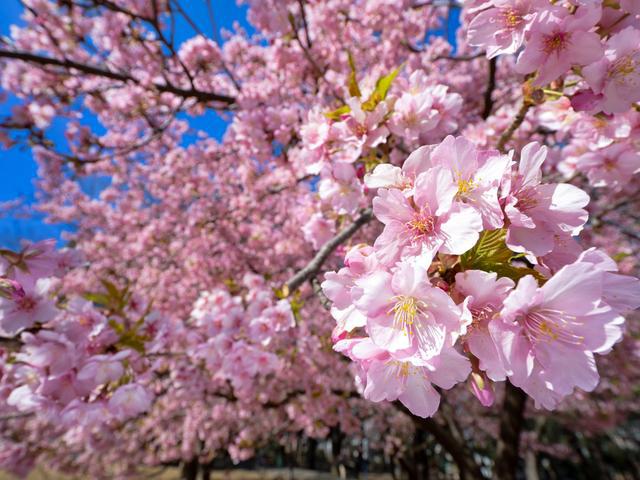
top-left (1, 0), bottom-right (640, 479)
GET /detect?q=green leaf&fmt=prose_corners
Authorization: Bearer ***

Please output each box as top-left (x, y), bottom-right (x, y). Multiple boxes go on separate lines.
top-left (108, 319), bottom-right (147, 354)
top-left (100, 279), bottom-right (121, 302)
top-left (83, 292), bottom-right (112, 307)
top-left (362, 66), bottom-right (401, 111)
top-left (346, 51), bottom-right (362, 98)
top-left (460, 229), bottom-right (545, 284)
top-left (612, 252), bottom-right (630, 262)
top-left (108, 318), bottom-right (126, 335)
top-left (324, 104), bottom-right (351, 120)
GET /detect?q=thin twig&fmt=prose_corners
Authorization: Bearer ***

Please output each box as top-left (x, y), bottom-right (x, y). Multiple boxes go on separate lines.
top-left (297, 0), bottom-right (313, 49)
top-left (497, 100), bottom-right (532, 153)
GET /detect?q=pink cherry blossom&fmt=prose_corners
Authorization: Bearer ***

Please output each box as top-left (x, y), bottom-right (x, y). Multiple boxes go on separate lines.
top-left (373, 166), bottom-right (483, 265)
top-left (455, 270), bottom-right (514, 381)
top-left (582, 27), bottom-right (640, 114)
top-left (494, 260), bottom-right (626, 409)
top-left (0, 0), bottom-right (639, 476)
top-left (577, 142), bottom-right (640, 189)
top-left (355, 260), bottom-right (468, 360)
top-left (503, 142), bottom-right (590, 256)
top-left (108, 384), bottom-right (153, 419)
top-left (429, 135), bottom-right (511, 229)
top-left (388, 73), bottom-right (441, 145)
top-left (76, 352), bottom-right (128, 389)
top-left (364, 144), bottom-right (436, 192)
top-left (515, 5), bottom-right (604, 86)
top-left (0, 278), bottom-right (56, 335)
top-left (302, 213), bottom-right (336, 250)
top-left (468, 0), bottom-right (543, 58)
top-left (338, 337), bottom-right (470, 417)
top-left (344, 98), bottom-right (390, 151)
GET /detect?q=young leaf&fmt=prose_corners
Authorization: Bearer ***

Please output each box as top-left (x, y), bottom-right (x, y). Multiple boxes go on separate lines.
top-left (362, 66), bottom-right (401, 111)
top-left (324, 104), bottom-right (351, 120)
top-left (347, 51), bottom-right (362, 98)
top-left (460, 229), bottom-right (545, 284)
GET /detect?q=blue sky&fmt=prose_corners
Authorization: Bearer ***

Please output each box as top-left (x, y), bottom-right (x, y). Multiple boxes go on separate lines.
top-left (0, 2), bottom-right (459, 250)
top-left (0, 1), bottom-right (250, 249)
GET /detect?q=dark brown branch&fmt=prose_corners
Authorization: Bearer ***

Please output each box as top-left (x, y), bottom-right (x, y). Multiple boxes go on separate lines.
top-left (262, 174), bottom-right (315, 198)
top-left (288, 13), bottom-right (325, 79)
top-left (311, 277), bottom-right (332, 311)
top-left (0, 336), bottom-right (23, 351)
top-left (284, 208), bottom-right (373, 294)
top-left (216, 388), bottom-right (358, 409)
top-left (497, 100), bottom-right (532, 153)
top-left (0, 412), bottom-right (34, 422)
top-left (482, 57), bottom-right (497, 119)
top-left (0, 49), bottom-right (235, 105)
top-left (493, 381), bottom-right (527, 480)
top-left (434, 52), bottom-right (484, 61)
top-left (394, 402), bottom-right (486, 480)
top-left (297, 0), bottom-right (313, 49)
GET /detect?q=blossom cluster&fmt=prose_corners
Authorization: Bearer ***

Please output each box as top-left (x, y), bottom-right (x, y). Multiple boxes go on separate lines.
top-left (188, 274), bottom-right (295, 397)
top-left (0, 240), bottom-right (157, 458)
top-left (0, 0), bottom-right (639, 476)
top-left (323, 136), bottom-right (640, 416)
top-left (467, 0), bottom-right (640, 114)
top-left (299, 71), bottom-right (463, 219)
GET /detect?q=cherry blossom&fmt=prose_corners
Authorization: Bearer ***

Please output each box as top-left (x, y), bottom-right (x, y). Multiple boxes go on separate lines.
top-left (515, 5), bottom-right (604, 86)
top-left (0, 0), bottom-right (639, 478)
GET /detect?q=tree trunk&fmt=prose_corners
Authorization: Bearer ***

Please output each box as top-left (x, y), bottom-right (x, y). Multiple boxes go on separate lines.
top-left (413, 428), bottom-right (430, 480)
top-left (493, 381), bottom-right (528, 480)
top-left (305, 436), bottom-right (318, 470)
top-left (200, 463), bottom-right (212, 480)
top-left (329, 427), bottom-right (345, 476)
top-left (181, 458), bottom-right (199, 480)
top-left (395, 401), bottom-right (485, 480)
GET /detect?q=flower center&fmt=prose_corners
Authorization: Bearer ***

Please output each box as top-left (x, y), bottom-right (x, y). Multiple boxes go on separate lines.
top-left (407, 212), bottom-right (436, 239)
top-left (542, 31), bottom-right (570, 55)
top-left (469, 304), bottom-right (497, 330)
top-left (389, 360), bottom-right (415, 378)
top-left (457, 177), bottom-right (476, 196)
top-left (16, 295), bottom-right (36, 312)
top-left (515, 186), bottom-right (538, 212)
top-left (390, 295), bottom-right (425, 336)
top-left (603, 157), bottom-right (617, 171)
top-left (501, 8), bottom-right (522, 29)
top-left (354, 123), bottom-right (368, 137)
top-left (609, 52), bottom-right (639, 85)
top-left (523, 308), bottom-right (584, 346)
top-left (404, 110), bottom-right (419, 126)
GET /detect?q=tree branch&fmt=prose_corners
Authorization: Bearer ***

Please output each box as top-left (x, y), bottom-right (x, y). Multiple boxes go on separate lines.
top-left (311, 277), bottom-right (332, 310)
top-left (497, 100), bottom-right (532, 153)
top-left (0, 412), bottom-right (34, 421)
top-left (0, 336), bottom-right (22, 351)
top-left (493, 381), bottom-right (527, 480)
top-left (394, 402), bottom-right (486, 480)
top-left (482, 57), bottom-right (497, 119)
top-left (297, 0), bottom-right (313, 49)
top-left (0, 49), bottom-right (235, 105)
top-left (284, 208), bottom-right (373, 294)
